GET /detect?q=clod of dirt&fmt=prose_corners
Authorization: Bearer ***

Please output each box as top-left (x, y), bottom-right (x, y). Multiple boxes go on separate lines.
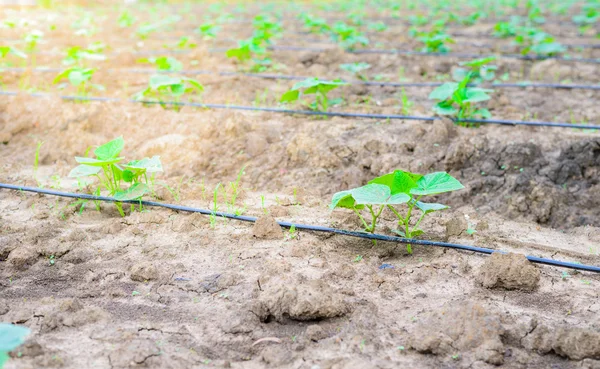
top-left (445, 216), bottom-right (468, 239)
top-left (130, 262), bottom-right (159, 282)
top-left (305, 325), bottom-right (327, 341)
top-left (522, 324), bottom-right (600, 361)
top-left (252, 215), bottom-right (282, 239)
top-left (427, 118), bottom-right (457, 144)
top-left (7, 246), bottom-right (38, 270)
top-left (41, 306), bottom-right (106, 333)
top-left (253, 280), bottom-right (349, 322)
top-left (410, 301), bottom-right (505, 365)
top-left (199, 273), bottom-right (239, 293)
top-left (478, 252), bottom-right (540, 291)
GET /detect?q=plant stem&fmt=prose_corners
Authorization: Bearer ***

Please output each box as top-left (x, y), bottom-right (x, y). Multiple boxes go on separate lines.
top-left (353, 208), bottom-right (370, 231)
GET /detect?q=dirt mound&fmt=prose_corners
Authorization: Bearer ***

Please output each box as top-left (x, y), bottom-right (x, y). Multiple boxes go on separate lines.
top-left (410, 301), bottom-right (506, 365)
top-left (253, 280), bottom-right (350, 322)
top-left (478, 252), bottom-right (541, 291)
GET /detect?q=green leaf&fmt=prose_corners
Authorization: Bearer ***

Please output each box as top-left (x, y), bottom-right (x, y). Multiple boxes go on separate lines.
top-left (351, 184), bottom-right (411, 205)
top-left (280, 89), bottom-right (300, 103)
top-left (0, 323), bottom-right (30, 352)
top-left (68, 164), bottom-right (101, 178)
top-left (369, 170), bottom-right (423, 195)
top-left (122, 169), bottom-right (135, 183)
top-left (125, 156), bottom-right (163, 173)
top-left (149, 74), bottom-right (182, 89)
top-left (410, 172), bottom-right (464, 195)
top-left (330, 190), bottom-right (356, 209)
top-left (460, 56), bottom-right (496, 68)
top-left (428, 82), bottom-right (458, 100)
top-left (94, 137), bottom-right (124, 160)
top-left (113, 183), bottom-right (149, 201)
top-left (433, 103), bottom-right (458, 115)
top-left (75, 157), bottom-right (122, 166)
top-left (464, 88), bottom-right (493, 103)
top-left (415, 201), bottom-right (449, 213)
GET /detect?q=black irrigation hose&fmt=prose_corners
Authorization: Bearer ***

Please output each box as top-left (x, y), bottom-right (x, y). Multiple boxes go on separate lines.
top-left (1, 183), bottom-right (598, 274)
top-left (264, 45), bottom-right (600, 64)
top-left (0, 90), bottom-right (598, 130)
top-left (5, 67), bottom-right (599, 91)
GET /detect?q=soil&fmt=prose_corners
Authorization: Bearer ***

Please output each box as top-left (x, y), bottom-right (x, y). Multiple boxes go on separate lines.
top-left (1, 2), bottom-right (600, 369)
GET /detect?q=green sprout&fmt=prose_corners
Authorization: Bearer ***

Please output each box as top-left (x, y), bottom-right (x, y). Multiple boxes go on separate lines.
top-left (67, 136), bottom-right (162, 217)
top-left (62, 44), bottom-right (106, 66)
top-left (368, 21), bottom-right (388, 32)
top-left (0, 324), bottom-right (30, 369)
top-left (252, 14), bottom-right (283, 45)
top-left (298, 13), bottom-right (330, 34)
top-left (118, 10), bottom-right (136, 28)
top-left (493, 16), bottom-right (521, 38)
top-left (139, 56), bottom-right (183, 72)
top-left (196, 22), bottom-right (219, 39)
top-left (429, 73), bottom-right (494, 124)
top-left (330, 22), bottom-right (369, 50)
top-left (514, 27), bottom-right (565, 56)
top-left (133, 74), bottom-right (204, 110)
top-left (452, 57), bottom-right (497, 84)
top-left (53, 67), bottom-right (104, 97)
top-left (135, 15), bottom-right (180, 40)
top-left (331, 170), bottom-right (464, 254)
top-left (339, 62), bottom-right (371, 80)
top-left (412, 29), bottom-right (455, 53)
top-left (0, 46), bottom-right (27, 59)
top-left (280, 78), bottom-right (347, 112)
top-left (573, 4), bottom-right (598, 34)
top-left (172, 36), bottom-right (197, 50)
top-left (226, 37), bottom-right (273, 72)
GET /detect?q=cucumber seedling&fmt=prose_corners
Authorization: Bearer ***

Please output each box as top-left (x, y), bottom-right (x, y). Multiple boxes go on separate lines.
top-left (134, 74), bottom-right (204, 111)
top-left (298, 13), bottom-right (330, 34)
top-left (452, 57), bottom-right (497, 84)
top-left (331, 170), bottom-right (464, 254)
top-left (514, 27), bottom-right (565, 56)
top-left (62, 44), bottom-right (106, 66)
top-left (412, 28), bottom-right (455, 53)
top-left (330, 22), bottom-right (369, 50)
top-left (197, 22), bottom-right (219, 39)
top-left (280, 77), bottom-right (347, 112)
top-left (339, 62), bottom-right (371, 80)
top-left (429, 73), bottom-right (494, 125)
top-left (53, 67), bottom-right (104, 97)
top-left (139, 56), bottom-right (183, 72)
top-left (67, 136), bottom-right (163, 216)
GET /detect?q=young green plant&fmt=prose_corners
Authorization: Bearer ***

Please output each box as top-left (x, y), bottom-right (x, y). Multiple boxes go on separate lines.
top-left (330, 170), bottom-right (464, 253)
top-left (429, 73), bottom-right (494, 125)
top-left (67, 136), bottom-right (163, 216)
top-left (280, 77), bottom-right (347, 112)
top-left (452, 57), bottom-right (497, 84)
top-left (339, 62), bottom-right (371, 80)
top-left (53, 67), bottom-right (104, 97)
top-left (133, 74), bottom-right (204, 110)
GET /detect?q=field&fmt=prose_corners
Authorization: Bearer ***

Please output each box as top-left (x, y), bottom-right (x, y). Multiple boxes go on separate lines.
top-left (1, 0), bottom-right (600, 368)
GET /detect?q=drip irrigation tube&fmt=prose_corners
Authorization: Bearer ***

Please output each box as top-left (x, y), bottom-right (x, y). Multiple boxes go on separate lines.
top-left (4, 67), bottom-right (600, 91)
top-left (265, 46), bottom-right (600, 64)
top-left (0, 90), bottom-right (598, 130)
top-left (0, 183), bottom-right (598, 274)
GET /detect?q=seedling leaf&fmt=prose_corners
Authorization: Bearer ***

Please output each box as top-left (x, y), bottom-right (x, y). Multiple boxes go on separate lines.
top-left (75, 156), bottom-right (122, 166)
top-left (94, 136), bottom-right (124, 160)
top-left (411, 172), bottom-right (464, 195)
top-left (114, 183), bottom-right (149, 201)
top-left (68, 164), bottom-right (102, 178)
top-left (429, 83), bottom-right (458, 100)
top-left (351, 184), bottom-right (411, 205)
top-left (415, 201), bottom-right (449, 213)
